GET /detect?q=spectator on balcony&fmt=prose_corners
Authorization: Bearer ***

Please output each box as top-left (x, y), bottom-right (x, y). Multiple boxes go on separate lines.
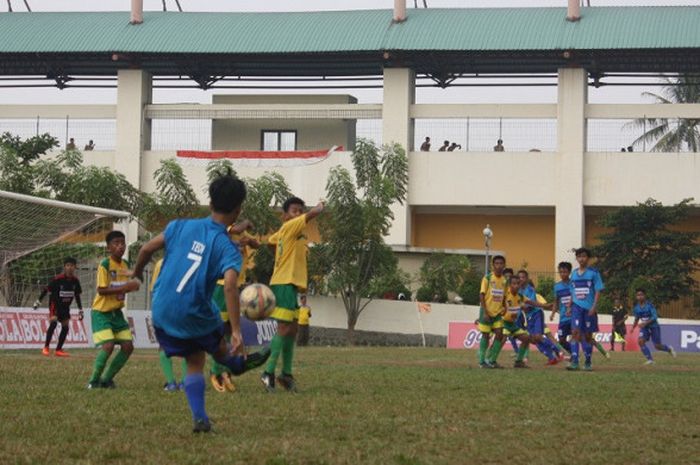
top-left (627, 145), bottom-right (634, 152)
top-left (438, 140), bottom-right (450, 152)
top-left (494, 139), bottom-right (505, 152)
top-left (420, 137), bottom-right (431, 151)
top-left (447, 142), bottom-right (462, 152)
top-left (66, 138), bottom-right (76, 151)
top-left (621, 147), bottom-right (627, 152)
top-left (84, 140), bottom-right (95, 151)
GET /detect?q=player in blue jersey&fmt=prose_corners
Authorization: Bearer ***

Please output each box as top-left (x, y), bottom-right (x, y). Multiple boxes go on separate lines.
top-left (567, 248), bottom-right (604, 371)
top-left (517, 270), bottom-right (560, 365)
top-left (132, 173), bottom-right (271, 433)
top-left (631, 288), bottom-right (676, 365)
top-left (551, 261), bottom-right (573, 355)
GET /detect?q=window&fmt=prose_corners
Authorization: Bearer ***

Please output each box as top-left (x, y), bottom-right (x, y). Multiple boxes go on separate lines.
top-left (261, 130), bottom-right (297, 151)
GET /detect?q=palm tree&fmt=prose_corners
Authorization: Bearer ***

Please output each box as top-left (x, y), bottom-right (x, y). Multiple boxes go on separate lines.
top-left (630, 74), bottom-right (700, 152)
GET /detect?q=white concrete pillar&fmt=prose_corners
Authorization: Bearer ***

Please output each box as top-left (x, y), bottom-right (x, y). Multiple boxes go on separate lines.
top-left (116, 69), bottom-right (152, 243)
top-left (382, 68), bottom-right (415, 246)
top-left (555, 68), bottom-right (587, 266)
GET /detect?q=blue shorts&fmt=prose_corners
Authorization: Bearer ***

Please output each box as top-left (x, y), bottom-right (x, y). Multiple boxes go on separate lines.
top-left (526, 310), bottom-right (545, 336)
top-left (640, 325), bottom-right (662, 344)
top-left (516, 311), bottom-right (527, 329)
top-left (155, 325), bottom-right (225, 358)
top-left (571, 304), bottom-right (599, 333)
top-left (558, 320), bottom-right (572, 339)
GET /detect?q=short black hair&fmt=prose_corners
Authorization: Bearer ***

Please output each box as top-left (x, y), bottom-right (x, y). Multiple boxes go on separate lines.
top-left (492, 255), bottom-right (505, 264)
top-left (283, 196), bottom-right (305, 213)
top-left (509, 275), bottom-right (519, 284)
top-left (105, 230), bottom-right (125, 244)
top-left (209, 173), bottom-right (247, 214)
top-left (636, 288), bottom-right (646, 295)
top-left (517, 269), bottom-right (529, 277)
top-left (443, 140), bottom-right (449, 144)
top-left (64, 257), bottom-right (77, 265)
top-left (558, 261), bottom-right (572, 271)
top-left (503, 267), bottom-right (514, 275)
top-left (575, 247), bottom-right (592, 258)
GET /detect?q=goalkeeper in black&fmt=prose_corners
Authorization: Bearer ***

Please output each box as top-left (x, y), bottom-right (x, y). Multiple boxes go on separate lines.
top-left (34, 257), bottom-right (83, 357)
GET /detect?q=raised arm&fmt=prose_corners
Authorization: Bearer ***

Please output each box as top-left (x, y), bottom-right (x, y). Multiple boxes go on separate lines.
top-left (305, 201), bottom-right (325, 222)
top-left (132, 233), bottom-right (166, 283)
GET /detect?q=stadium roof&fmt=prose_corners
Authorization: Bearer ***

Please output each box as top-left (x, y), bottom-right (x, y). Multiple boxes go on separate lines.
top-left (0, 7), bottom-right (699, 80)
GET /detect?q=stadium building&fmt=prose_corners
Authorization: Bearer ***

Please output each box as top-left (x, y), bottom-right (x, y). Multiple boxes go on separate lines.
top-left (1, 2), bottom-right (699, 289)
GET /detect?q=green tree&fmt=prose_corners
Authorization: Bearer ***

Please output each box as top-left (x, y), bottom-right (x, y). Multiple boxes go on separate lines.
top-left (457, 269), bottom-right (482, 305)
top-left (0, 132), bottom-right (59, 195)
top-left (311, 140), bottom-right (409, 342)
top-left (416, 253), bottom-right (472, 303)
top-left (535, 275), bottom-right (555, 303)
top-left (593, 198), bottom-right (700, 306)
top-left (631, 74), bottom-right (700, 152)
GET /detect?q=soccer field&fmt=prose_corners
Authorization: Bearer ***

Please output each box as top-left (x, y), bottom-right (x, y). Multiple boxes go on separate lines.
top-left (1, 347), bottom-right (699, 465)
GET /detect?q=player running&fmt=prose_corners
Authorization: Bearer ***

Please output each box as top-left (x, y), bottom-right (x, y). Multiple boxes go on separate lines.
top-left (631, 288), bottom-right (676, 365)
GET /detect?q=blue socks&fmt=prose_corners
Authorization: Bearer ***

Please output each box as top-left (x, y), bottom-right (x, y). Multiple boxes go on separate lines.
top-left (536, 341), bottom-right (555, 360)
top-left (640, 343), bottom-right (653, 360)
top-left (509, 337), bottom-right (519, 352)
top-left (582, 340), bottom-right (593, 364)
top-left (184, 373), bottom-right (207, 421)
top-left (570, 340), bottom-right (580, 364)
top-left (220, 354), bottom-right (245, 375)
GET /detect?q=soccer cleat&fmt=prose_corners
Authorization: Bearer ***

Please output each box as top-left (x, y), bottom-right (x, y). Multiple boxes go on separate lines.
top-left (41, 347), bottom-right (50, 356)
top-left (192, 418), bottom-right (212, 433)
top-left (583, 362), bottom-right (593, 371)
top-left (566, 362), bottom-right (580, 371)
top-left (221, 372), bottom-right (237, 393)
top-left (546, 358), bottom-right (559, 366)
top-left (244, 347), bottom-right (272, 372)
top-left (54, 349), bottom-right (70, 357)
top-left (101, 379), bottom-right (116, 389)
top-left (479, 361), bottom-right (493, 369)
top-left (177, 382), bottom-right (185, 391)
top-left (277, 373), bottom-right (298, 393)
top-left (163, 382), bottom-right (178, 392)
top-left (209, 374), bottom-right (226, 393)
top-left (644, 359), bottom-right (656, 365)
top-left (604, 351), bottom-right (611, 360)
top-left (489, 362), bottom-right (504, 369)
top-left (669, 346), bottom-right (677, 358)
top-left (514, 360), bottom-right (529, 369)
top-left (86, 381), bottom-right (101, 389)
top-left (260, 371), bottom-right (276, 392)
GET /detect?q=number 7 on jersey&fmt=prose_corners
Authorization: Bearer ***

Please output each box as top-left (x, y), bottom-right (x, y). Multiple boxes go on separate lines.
top-left (176, 252), bottom-right (202, 293)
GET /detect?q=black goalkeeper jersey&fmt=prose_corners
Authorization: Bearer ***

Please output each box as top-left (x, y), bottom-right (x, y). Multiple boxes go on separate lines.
top-left (40, 274), bottom-right (82, 313)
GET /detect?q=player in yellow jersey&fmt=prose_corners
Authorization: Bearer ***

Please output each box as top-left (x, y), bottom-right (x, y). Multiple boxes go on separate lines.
top-left (261, 196), bottom-right (324, 392)
top-left (478, 255), bottom-right (507, 368)
top-left (87, 231), bottom-right (141, 389)
top-left (209, 219), bottom-right (260, 392)
top-left (502, 276), bottom-right (531, 368)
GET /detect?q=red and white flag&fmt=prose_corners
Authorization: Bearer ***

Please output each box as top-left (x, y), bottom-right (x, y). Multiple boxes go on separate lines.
top-left (176, 146), bottom-right (342, 168)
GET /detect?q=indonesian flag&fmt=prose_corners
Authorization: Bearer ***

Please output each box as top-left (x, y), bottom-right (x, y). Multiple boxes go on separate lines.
top-left (176, 146), bottom-right (342, 168)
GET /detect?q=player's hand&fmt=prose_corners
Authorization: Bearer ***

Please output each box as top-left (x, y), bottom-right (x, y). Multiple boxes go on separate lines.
top-left (124, 279), bottom-right (141, 292)
top-left (588, 307), bottom-right (596, 317)
top-left (230, 331), bottom-right (246, 357)
top-left (32, 300), bottom-right (40, 310)
top-left (78, 310), bottom-right (84, 321)
top-left (316, 200), bottom-right (325, 211)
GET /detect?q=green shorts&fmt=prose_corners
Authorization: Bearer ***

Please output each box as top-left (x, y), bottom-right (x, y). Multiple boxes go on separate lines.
top-left (91, 309), bottom-right (132, 345)
top-left (269, 284), bottom-right (299, 323)
top-left (503, 320), bottom-right (528, 337)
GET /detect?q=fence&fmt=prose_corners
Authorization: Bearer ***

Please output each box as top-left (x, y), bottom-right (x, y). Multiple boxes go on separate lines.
top-left (587, 118), bottom-right (699, 153)
top-left (0, 118), bottom-right (116, 150)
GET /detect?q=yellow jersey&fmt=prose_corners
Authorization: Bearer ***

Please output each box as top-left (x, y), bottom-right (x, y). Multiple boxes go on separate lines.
top-left (269, 215), bottom-right (308, 290)
top-left (217, 229), bottom-right (254, 287)
top-left (150, 258), bottom-right (163, 293)
top-left (298, 306), bottom-right (311, 325)
top-left (480, 273), bottom-right (507, 317)
top-left (92, 256), bottom-right (131, 312)
top-left (503, 288), bottom-right (524, 323)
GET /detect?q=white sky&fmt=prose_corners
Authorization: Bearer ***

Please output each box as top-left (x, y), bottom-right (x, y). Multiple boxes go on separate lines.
top-left (1, 1), bottom-right (697, 106)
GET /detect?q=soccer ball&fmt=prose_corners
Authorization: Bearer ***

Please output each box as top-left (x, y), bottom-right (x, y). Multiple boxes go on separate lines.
top-left (239, 283), bottom-right (276, 321)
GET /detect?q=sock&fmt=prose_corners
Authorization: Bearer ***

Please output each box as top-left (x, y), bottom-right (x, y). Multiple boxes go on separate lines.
top-left (56, 325), bottom-right (69, 350)
top-left (516, 344), bottom-right (528, 362)
top-left (640, 343), bottom-right (653, 360)
top-left (265, 334), bottom-right (284, 374)
top-left (595, 341), bottom-right (608, 356)
top-left (509, 337), bottom-right (519, 352)
top-left (478, 334), bottom-right (490, 364)
top-left (184, 373), bottom-right (208, 422)
top-left (180, 358), bottom-right (188, 383)
top-left (560, 340), bottom-right (572, 354)
top-left (101, 349), bottom-right (131, 382)
top-left (553, 341), bottom-right (563, 356)
top-left (159, 351), bottom-right (175, 384)
top-left (44, 321), bottom-right (58, 348)
top-left (89, 349), bottom-right (110, 383)
top-left (209, 355), bottom-right (225, 376)
top-left (570, 340), bottom-right (580, 364)
top-left (524, 347), bottom-right (530, 360)
top-left (582, 340), bottom-right (593, 364)
top-left (488, 339), bottom-right (503, 363)
top-left (536, 341), bottom-right (554, 360)
top-left (281, 335), bottom-right (296, 375)
top-left (218, 353), bottom-right (245, 375)
top-left (544, 338), bottom-right (559, 356)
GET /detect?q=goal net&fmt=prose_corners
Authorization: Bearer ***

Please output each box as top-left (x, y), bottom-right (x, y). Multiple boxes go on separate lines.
top-left (0, 190), bottom-right (130, 307)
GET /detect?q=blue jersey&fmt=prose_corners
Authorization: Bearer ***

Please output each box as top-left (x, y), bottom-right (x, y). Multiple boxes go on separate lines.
top-left (554, 280), bottom-right (572, 322)
top-left (633, 302), bottom-right (659, 328)
top-left (569, 267), bottom-right (604, 310)
top-left (519, 285), bottom-right (542, 316)
top-left (152, 217), bottom-right (242, 339)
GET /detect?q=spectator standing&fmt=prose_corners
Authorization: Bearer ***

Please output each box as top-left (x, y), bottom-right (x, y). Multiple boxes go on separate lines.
top-left (438, 140), bottom-right (450, 152)
top-left (66, 138), bottom-right (76, 150)
top-left (447, 142), bottom-right (462, 152)
top-left (419, 137), bottom-right (431, 151)
top-left (84, 140), bottom-right (95, 151)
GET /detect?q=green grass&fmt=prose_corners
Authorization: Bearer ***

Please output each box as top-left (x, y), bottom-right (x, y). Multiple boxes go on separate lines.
top-left (1, 347), bottom-right (699, 465)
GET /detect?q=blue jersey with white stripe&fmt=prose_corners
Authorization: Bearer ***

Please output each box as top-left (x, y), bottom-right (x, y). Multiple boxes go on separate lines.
top-left (152, 217), bottom-right (241, 339)
top-left (519, 284), bottom-right (543, 316)
top-left (569, 267), bottom-right (604, 310)
top-left (554, 280), bottom-right (572, 322)
top-left (633, 302), bottom-right (659, 328)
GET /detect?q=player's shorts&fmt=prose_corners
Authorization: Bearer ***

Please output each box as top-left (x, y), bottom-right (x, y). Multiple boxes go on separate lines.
top-left (516, 311), bottom-right (527, 330)
top-left (49, 304), bottom-right (71, 322)
top-left (558, 320), bottom-right (572, 339)
top-left (571, 304), bottom-right (599, 333)
top-left (613, 323), bottom-right (627, 337)
top-left (270, 284), bottom-right (300, 323)
top-left (155, 324), bottom-right (225, 358)
top-left (544, 326), bottom-right (552, 335)
top-left (91, 309), bottom-right (132, 345)
top-left (478, 308), bottom-right (503, 333)
top-left (640, 325), bottom-right (662, 344)
top-left (503, 320), bottom-right (528, 337)
top-left (526, 310), bottom-right (545, 336)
